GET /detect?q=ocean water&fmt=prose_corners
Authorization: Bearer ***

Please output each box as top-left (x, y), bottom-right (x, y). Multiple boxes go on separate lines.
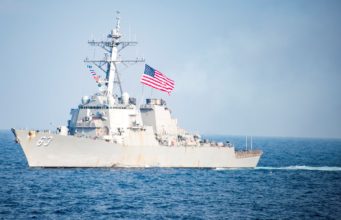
top-left (0, 130), bottom-right (340, 219)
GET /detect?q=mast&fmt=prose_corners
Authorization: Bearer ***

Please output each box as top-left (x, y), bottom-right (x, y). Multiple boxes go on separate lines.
top-left (84, 11), bottom-right (144, 97)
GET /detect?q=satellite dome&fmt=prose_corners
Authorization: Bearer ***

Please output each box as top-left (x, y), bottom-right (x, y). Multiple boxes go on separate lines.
top-left (81, 96), bottom-right (90, 105)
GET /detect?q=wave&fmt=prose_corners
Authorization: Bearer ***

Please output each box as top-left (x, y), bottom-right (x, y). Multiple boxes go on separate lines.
top-left (214, 166), bottom-right (341, 171)
top-left (215, 167), bottom-right (240, 171)
top-left (256, 166), bottom-right (341, 171)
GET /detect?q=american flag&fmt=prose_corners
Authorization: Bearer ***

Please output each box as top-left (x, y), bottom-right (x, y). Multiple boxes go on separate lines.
top-left (140, 64), bottom-right (175, 94)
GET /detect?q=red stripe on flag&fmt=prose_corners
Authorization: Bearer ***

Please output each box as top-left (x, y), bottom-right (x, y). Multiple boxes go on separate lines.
top-left (141, 75), bottom-right (174, 90)
top-left (140, 65), bottom-right (175, 94)
top-left (141, 76), bottom-right (173, 93)
top-left (141, 77), bottom-right (172, 92)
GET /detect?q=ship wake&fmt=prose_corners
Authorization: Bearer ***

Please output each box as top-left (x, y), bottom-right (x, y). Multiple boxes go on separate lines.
top-left (256, 166), bottom-right (341, 171)
top-left (214, 166), bottom-right (341, 171)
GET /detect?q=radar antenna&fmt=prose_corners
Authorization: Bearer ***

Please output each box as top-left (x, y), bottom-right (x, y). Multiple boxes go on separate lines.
top-left (84, 11), bottom-right (145, 96)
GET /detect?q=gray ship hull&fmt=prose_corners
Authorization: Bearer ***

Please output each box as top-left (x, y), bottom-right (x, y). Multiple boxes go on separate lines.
top-left (13, 129), bottom-right (261, 168)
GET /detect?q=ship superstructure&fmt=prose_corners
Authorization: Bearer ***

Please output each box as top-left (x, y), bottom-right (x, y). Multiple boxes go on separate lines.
top-left (12, 14), bottom-right (262, 168)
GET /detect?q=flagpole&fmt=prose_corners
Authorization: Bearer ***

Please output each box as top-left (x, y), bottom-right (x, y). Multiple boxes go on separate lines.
top-left (138, 84), bottom-right (145, 107)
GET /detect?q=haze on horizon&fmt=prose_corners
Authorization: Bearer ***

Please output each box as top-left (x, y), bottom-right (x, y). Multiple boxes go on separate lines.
top-left (0, 0), bottom-right (340, 139)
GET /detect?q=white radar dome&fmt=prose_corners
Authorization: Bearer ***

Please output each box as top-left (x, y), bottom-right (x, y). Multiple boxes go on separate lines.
top-left (81, 96), bottom-right (90, 105)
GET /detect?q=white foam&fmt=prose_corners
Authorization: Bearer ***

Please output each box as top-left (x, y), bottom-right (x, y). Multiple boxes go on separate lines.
top-left (213, 166), bottom-right (341, 171)
top-left (214, 167), bottom-right (246, 171)
top-left (255, 166), bottom-right (341, 171)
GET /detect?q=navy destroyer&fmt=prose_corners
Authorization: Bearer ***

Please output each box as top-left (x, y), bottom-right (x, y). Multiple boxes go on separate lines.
top-left (12, 14), bottom-right (262, 168)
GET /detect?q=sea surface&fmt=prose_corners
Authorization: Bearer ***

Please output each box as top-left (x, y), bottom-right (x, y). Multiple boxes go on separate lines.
top-left (0, 130), bottom-right (340, 219)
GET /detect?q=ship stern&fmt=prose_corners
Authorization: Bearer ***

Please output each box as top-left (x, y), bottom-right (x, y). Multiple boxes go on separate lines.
top-left (234, 150), bottom-right (263, 168)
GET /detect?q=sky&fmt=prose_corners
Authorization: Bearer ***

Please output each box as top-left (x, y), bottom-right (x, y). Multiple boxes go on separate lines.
top-left (0, 0), bottom-right (340, 138)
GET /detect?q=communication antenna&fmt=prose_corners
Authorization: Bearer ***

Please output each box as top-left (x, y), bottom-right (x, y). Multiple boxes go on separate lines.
top-left (116, 11), bottom-right (121, 31)
top-left (84, 12), bottom-right (145, 97)
top-left (245, 136), bottom-right (248, 150)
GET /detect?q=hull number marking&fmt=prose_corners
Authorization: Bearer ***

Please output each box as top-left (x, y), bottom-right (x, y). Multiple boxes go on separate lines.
top-left (36, 136), bottom-right (53, 146)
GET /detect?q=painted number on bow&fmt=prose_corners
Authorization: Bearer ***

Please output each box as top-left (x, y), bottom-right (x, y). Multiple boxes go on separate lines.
top-left (36, 136), bottom-right (53, 146)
